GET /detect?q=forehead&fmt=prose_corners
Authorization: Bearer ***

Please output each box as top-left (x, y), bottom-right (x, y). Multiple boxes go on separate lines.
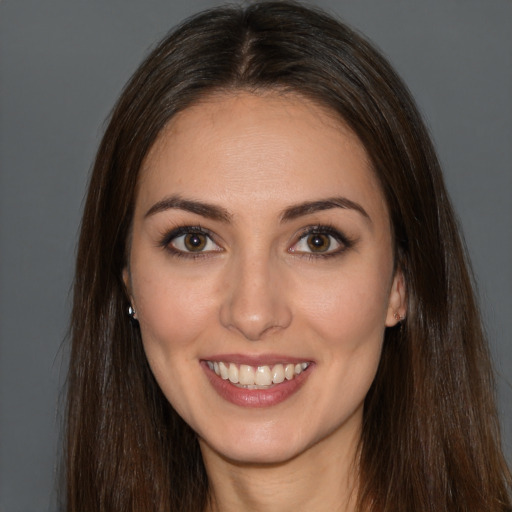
top-left (137, 91), bottom-right (387, 222)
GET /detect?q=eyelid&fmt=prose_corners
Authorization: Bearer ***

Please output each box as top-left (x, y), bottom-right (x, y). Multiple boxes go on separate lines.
top-left (159, 225), bottom-right (223, 257)
top-left (289, 224), bottom-right (354, 257)
top-left (158, 223), bottom-right (354, 259)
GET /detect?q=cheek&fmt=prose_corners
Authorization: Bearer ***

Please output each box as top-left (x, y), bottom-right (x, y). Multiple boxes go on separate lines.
top-left (295, 262), bottom-right (391, 348)
top-left (131, 262), bottom-right (219, 355)
top-left (296, 266), bottom-right (389, 426)
top-left (130, 266), bottom-right (220, 418)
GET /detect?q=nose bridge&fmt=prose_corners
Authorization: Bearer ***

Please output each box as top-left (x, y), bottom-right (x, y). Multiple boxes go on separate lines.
top-left (220, 246), bottom-right (291, 341)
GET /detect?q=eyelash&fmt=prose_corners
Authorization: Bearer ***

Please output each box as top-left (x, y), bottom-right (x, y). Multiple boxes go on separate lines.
top-left (159, 225), bottom-right (220, 259)
top-left (158, 224), bottom-right (354, 260)
top-left (290, 224), bottom-right (355, 260)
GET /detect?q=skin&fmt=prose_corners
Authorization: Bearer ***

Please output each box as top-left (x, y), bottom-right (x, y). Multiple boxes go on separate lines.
top-left (124, 92), bottom-right (406, 512)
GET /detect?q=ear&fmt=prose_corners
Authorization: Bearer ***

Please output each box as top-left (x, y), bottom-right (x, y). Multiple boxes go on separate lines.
top-left (385, 270), bottom-right (407, 327)
top-left (122, 267), bottom-right (136, 317)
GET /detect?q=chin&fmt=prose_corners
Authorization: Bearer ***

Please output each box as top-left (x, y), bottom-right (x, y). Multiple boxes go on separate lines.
top-left (197, 420), bottom-right (319, 466)
top-left (201, 439), bottom-right (307, 466)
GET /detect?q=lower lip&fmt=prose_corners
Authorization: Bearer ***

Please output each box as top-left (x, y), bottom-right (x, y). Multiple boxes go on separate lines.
top-left (202, 362), bottom-right (312, 408)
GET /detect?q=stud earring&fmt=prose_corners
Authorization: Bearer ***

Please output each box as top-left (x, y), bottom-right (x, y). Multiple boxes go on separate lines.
top-left (393, 311), bottom-right (404, 322)
top-left (128, 305), bottom-right (139, 326)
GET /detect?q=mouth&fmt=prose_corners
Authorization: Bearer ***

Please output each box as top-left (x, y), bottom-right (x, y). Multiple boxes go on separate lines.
top-left (205, 360), bottom-right (311, 388)
top-left (201, 357), bottom-right (313, 407)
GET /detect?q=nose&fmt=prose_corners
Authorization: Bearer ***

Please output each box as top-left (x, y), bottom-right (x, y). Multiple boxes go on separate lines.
top-left (219, 253), bottom-right (292, 341)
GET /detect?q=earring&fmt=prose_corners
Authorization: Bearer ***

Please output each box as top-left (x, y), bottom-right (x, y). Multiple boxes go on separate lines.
top-left (393, 311), bottom-right (404, 322)
top-left (128, 305), bottom-right (139, 325)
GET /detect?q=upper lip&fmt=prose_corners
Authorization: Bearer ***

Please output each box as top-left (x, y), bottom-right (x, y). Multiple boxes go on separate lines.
top-left (201, 353), bottom-right (313, 366)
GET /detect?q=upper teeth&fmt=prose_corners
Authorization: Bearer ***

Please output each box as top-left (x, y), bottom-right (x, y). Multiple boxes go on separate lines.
top-left (206, 361), bottom-right (310, 387)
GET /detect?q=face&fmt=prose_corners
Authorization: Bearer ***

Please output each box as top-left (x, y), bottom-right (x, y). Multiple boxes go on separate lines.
top-left (124, 92), bottom-right (405, 465)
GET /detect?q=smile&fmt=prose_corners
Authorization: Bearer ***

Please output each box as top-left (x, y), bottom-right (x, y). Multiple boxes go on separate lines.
top-left (202, 358), bottom-right (313, 407)
top-left (206, 361), bottom-right (311, 388)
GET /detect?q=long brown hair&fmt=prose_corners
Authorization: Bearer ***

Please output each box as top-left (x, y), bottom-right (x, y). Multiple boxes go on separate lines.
top-left (66, 2), bottom-right (511, 510)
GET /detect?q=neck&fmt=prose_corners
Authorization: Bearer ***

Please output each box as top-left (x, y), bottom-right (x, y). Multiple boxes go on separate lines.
top-left (201, 423), bottom-right (361, 512)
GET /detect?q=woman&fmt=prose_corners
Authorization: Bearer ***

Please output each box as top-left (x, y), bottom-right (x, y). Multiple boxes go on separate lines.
top-left (66, 2), bottom-right (511, 510)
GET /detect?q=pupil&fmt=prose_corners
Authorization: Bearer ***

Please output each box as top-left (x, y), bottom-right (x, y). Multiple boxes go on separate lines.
top-left (308, 234), bottom-right (329, 252)
top-left (185, 233), bottom-right (206, 251)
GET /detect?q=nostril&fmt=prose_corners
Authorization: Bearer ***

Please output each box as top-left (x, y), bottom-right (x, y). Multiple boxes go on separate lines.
top-left (224, 315), bottom-right (284, 342)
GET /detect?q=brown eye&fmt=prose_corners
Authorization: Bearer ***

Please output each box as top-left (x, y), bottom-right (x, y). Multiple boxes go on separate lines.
top-left (306, 233), bottom-right (331, 252)
top-left (166, 229), bottom-right (222, 255)
top-left (289, 228), bottom-right (345, 256)
top-left (184, 233), bottom-right (207, 251)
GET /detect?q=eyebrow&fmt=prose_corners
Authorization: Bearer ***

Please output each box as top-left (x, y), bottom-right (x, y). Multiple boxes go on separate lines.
top-left (145, 194), bottom-right (370, 224)
top-left (145, 194), bottom-right (232, 222)
top-left (280, 197), bottom-right (371, 223)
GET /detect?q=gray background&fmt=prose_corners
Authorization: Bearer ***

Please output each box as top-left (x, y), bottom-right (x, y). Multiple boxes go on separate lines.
top-left (1, 0), bottom-right (511, 510)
